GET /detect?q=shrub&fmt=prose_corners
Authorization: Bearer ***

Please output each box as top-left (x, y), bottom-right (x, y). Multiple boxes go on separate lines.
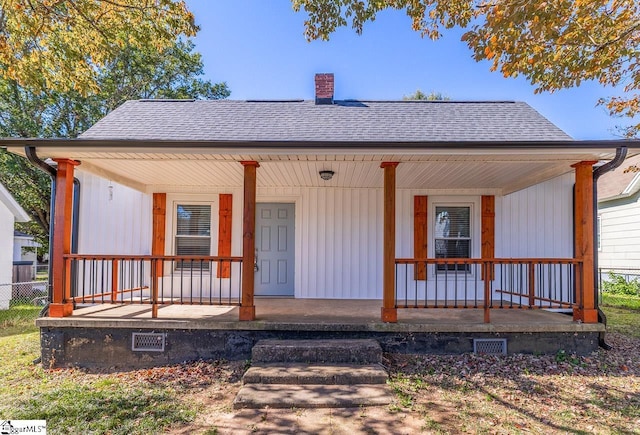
top-left (601, 272), bottom-right (640, 296)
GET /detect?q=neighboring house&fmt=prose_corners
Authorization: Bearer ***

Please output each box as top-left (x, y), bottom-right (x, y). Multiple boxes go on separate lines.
top-left (0, 182), bottom-right (30, 308)
top-left (13, 231), bottom-right (41, 264)
top-left (597, 153), bottom-right (640, 271)
top-left (13, 231), bottom-right (41, 281)
top-left (2, 74), bottom-right (638, 366)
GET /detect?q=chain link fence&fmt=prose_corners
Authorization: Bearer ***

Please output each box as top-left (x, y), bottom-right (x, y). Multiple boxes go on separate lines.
top-left (0, 281), bottom-right (49, 309)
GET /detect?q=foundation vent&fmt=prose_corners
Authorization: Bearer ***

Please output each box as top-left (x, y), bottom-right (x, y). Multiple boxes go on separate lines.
top-left (473, 338), bottom-right (507, 355)
top-left (132, 333), bottom-right (166, 352)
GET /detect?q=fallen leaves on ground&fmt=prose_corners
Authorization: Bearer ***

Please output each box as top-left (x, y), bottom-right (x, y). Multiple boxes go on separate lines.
top-left (30, 333), bottom-right (640, 434)
top-left (384, 333), bottom-right (640, 434)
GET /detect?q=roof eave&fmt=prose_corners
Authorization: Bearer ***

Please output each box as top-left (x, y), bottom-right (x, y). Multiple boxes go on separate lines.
top-left (2, 138), bottom-right (639, 151)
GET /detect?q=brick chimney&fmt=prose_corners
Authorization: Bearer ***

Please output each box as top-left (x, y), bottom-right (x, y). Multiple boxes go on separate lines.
top-left (315, 73), bottom-right (334, 105)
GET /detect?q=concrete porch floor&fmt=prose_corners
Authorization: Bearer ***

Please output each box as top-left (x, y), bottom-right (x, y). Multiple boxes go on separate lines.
top-left (35, 299), bottom-right (606, 368)
top-left (36, 298), bottom-right (604, 334)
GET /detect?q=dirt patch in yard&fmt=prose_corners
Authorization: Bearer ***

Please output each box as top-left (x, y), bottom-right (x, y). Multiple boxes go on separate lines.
top-left (162, 333), bottom-right (640, 434)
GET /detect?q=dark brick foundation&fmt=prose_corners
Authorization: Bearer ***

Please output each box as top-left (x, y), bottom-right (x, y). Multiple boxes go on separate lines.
top-left (39, 327), bottom-right (601, 369)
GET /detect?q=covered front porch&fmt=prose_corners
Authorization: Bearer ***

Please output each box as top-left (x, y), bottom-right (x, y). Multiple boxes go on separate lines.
top-left (40, 149), bottom-right (602, 324)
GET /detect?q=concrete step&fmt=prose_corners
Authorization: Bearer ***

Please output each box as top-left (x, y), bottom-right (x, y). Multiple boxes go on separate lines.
top-left (233, 383), bottom-right (394, 409)
top-left (251, 339), bottom-right (382, 364)
top-left (243, 363), bottom-right (388, 385)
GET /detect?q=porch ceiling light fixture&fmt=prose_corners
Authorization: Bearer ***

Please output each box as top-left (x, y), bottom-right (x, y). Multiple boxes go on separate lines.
top-left (319, 170), bottom-right (335, 181)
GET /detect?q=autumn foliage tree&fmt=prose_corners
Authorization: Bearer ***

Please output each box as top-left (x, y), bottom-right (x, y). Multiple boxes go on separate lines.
top-left (0, 40), bottom-right (230, 252)
top-left (0, 0), bottom-right (197, 95)
top-left (0, 2), bottom-right (229, 251)
top-left (293, 0), bottom-right (640, 137)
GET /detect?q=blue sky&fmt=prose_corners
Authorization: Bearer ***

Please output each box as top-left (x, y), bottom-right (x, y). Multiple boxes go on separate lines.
top-left (187, 0), bottom-right (624, 140)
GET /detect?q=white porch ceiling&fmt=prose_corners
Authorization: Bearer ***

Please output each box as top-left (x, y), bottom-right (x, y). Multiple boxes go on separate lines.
top-left (68, 152), bottom-right (601, 195)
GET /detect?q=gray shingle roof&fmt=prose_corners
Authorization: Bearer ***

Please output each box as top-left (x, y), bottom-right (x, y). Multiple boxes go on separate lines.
top-left (79, 99), bottom-right (572, 142)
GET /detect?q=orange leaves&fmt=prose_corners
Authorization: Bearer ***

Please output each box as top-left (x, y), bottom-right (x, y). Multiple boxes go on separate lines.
top-left (600, 95), bottom-right (640, 137)
top-left (294, 0), bottom-right (640, 136)
top-left (463, 0), bottom-right (640, 135)
top-left (295, 0), bottom-right (474, 41)
top-left (484, 46), bottom-right (494, 60)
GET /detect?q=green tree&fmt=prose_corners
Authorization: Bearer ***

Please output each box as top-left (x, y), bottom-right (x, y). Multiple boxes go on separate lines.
top-left (293, 0), bottom-right (640, 137)
top-left (0, 41), bottom-right (230, 251)
top-left (0, 0), bottom-right (197, 95)
top-left (403, 90), bottom-right (450, 101)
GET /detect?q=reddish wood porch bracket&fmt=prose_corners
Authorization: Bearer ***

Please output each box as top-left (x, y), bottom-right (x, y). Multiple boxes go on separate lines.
top-left (414, 195), bottom-right (428, 280)
top-left (151, 193), bottom-right (167, 318)
top-left (50, 158), bottom-right (80, 317)
top-left (240, 161), bottom-right (259, 321)
top-left (381, 162), bottom-right (399, 322)
top-left (573, 161), bottom-right (598, 323)
top-left (217, 193), bottom-right (233, 278)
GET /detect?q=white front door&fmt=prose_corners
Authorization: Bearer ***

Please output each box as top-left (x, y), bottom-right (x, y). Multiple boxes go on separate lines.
top-left (255, 203), bottom-right (295, 296)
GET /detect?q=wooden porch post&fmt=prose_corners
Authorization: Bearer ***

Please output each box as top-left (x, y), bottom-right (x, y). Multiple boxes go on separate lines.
top-left (50, 159), bottom-right (80, 317)
top-left (481, 195), bottom-right (495, 323)
top-left (151, 193), bottom-right (166, 318)
top-left (573, 161), bottom-right (598, 323)
top-left (381, 162), bottom-right (399, 323)
top-left (240, 161), bottom-right (259, 321)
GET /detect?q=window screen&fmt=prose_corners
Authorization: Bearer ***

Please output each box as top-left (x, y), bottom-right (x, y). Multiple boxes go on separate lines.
top-left (175, 204), bottom-right (211, 257)
top-left (434, 205), bottom-right (471, 271)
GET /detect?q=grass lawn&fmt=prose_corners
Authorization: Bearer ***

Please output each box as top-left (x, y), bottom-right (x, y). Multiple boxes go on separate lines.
top-left (0, 306), bottom-right (207, 434)
top-left (601, 293), bottom-right (640, 338)
top-left (0, 303), bottom-right (638, 434)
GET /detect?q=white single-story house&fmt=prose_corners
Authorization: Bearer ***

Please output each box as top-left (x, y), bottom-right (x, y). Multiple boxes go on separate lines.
top-left (0, 182), bottom-right (30, 308)
top-left (597, 153), bottom-right (640, 272)
top-left (3, 74), bottom-right (640, 367)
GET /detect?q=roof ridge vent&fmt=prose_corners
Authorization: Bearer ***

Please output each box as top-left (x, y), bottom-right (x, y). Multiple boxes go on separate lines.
top-left (245, 99), bottom-right (305, 103)
top-left (138, 99), bottom-right (196, 103)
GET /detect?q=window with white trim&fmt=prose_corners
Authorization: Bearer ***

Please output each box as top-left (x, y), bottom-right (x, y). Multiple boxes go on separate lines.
top-left (175, 204), bottom-right (211, 257)
top-left (434, 205), bottom-right (471, 271)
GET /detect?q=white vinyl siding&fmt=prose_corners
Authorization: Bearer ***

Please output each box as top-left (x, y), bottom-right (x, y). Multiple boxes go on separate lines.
top-left (598, 191), bottom-right (640, 269)
top-left (259, 182), bottom-right (573, 299)
top-left (76, 170), bottom-right (152, 255)
top-left (496, 172), bottom-right (574, 258)
top-left (394, 175), bottom-right (574, 301)
top-left (258, 186), bottom-right (382, 299)
top-left (75, 171), bottom-right (576, 300)
top-left (0, 204), bottom-right (15, 308)
top-left (597, 215), bottom-right (602, 251)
